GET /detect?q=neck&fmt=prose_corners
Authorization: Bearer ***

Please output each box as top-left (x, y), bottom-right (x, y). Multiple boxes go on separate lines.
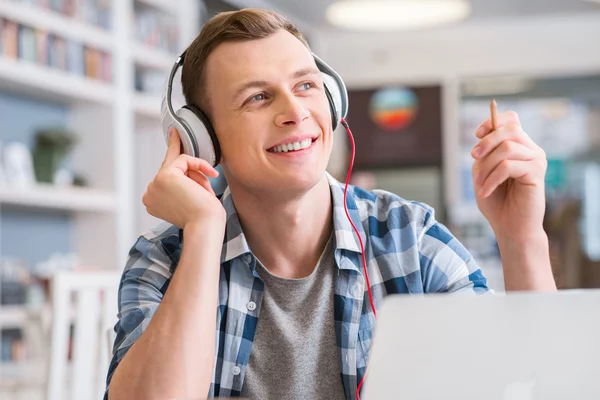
top-left (230, 175), bottom-right (333, 279)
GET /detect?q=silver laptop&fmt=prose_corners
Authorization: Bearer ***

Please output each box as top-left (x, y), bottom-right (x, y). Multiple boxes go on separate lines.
top-left (362, 290), bottom-right (600, 400)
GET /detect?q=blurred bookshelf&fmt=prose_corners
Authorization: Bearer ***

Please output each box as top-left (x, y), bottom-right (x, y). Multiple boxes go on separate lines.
top-left (133, 42), bottom-right (175, 71)
top-left (0, 360), bottom-right (46, 391)
top-left (134, 91), bottom-right (161, 119)
top-left (136, 0), bottom-right (179, 15)
top-left (0, 1), bottom-right (112, 51)
top-left (0, 0), bottom-right (203, 392)
top-left (0, 184), bottom-right (116, 212)
top-left (0, 57), bottom-right (113, 105)
top-left (0, 305), bottom-right (31, 329)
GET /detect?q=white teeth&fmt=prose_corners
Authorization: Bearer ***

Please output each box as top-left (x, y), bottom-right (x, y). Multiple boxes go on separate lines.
top-left (271, 139), bottom-right (313, 153)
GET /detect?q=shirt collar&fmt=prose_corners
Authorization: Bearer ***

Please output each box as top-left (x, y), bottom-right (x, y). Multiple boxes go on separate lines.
top-left (219, 172), bottom-right (366, 265)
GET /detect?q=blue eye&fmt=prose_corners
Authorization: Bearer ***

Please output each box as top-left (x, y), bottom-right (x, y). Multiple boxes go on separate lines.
top-left (250, 93), bottom-right (266, 102)
top-left (299, 82), bottom-right (313, 91)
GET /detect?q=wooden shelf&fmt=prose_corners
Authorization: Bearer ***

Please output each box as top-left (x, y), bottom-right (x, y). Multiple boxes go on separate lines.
top-left (0, 1), bottom-right (112, 52)
top-left (0, 184), bottom-right (117, 213)
top-left (133, 43), bottom-right (176, 71)
top-left (0, 305), bottom-right (31, 329)
top-left (0, 58), bottom-right (113, 105)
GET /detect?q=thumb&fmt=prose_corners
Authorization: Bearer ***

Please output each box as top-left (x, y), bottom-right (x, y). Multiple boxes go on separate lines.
top-left (163, 128), bottom-right (181, 167)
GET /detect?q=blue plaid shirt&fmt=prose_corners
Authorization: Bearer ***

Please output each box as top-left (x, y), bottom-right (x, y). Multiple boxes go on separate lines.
top-left (106, 173), bottom-right (489, 399)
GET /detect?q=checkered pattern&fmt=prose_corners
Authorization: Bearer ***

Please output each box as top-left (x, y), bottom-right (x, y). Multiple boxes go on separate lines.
top-left (105, 173), bottom-right (489, 399)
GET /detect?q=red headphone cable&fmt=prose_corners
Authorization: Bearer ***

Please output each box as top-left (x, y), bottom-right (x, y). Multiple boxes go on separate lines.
top-left (340, 118), bottom-right (377, 400)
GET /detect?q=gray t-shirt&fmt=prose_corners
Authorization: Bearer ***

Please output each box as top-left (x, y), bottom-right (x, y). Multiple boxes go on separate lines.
top-left (240, 236), bottom-right (346, 400)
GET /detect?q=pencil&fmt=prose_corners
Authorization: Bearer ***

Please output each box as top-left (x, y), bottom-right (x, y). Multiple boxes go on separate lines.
top-left (490, 99), bottom-right (498, 131)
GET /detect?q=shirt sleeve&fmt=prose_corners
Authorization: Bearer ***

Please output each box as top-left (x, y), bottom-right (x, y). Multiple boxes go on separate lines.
top-left (104, 233), bottom-right (175, 398)
top-left (417, 206), bottom-right (490, 294)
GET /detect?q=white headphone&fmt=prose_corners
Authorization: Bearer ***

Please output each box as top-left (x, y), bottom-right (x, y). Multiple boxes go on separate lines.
top-left (160, 50), bottom-right (349, 167)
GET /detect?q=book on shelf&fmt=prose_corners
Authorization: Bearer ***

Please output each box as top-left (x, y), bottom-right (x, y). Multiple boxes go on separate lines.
top-left (12, 0), bottom-right (113, 30)
top-left (1, 20), bottom-right (19, 58)
top-left (0, 17), bottom-right (112, 82)
top-left (134, 4), bottom-right (179, 53)
top-left (0, 328), bottom-right (25, 363)
top-left (17, 25), bottom-right (36, 63)
top-left (35, 28), bottom-right (48, 65)
top-left (48, 35), bottom-right (66, 70)
top-left (65, 39), bottom-right (83, 75)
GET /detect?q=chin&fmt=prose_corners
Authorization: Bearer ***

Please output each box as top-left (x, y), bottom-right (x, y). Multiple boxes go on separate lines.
top-left (284, 171), bottom-right (324, 192)
top-left (242, 167), bottom-right (326, 198)
top-left (277, 165), bottom-right (326, 192)
top-left (225, 152), bottom-right (330, 195)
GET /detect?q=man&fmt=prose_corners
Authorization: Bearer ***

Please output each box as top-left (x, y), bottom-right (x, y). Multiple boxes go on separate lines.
top-left (106, 8), bottom-right (556, 400)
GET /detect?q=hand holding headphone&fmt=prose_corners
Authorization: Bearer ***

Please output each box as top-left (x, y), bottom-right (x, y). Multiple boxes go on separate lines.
top-left (160, 51), bottom-right (349, 167)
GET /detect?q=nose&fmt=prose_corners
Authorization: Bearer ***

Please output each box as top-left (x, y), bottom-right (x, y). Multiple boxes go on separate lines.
top-left (274, 93), bottom-right (310, 127)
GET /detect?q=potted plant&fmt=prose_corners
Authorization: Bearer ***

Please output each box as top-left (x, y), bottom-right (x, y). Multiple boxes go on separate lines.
top-left (32, 127), bottom-right (77, 185)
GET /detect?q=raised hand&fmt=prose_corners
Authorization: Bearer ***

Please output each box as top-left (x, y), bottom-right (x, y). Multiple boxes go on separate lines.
top-left (143, 128), bottom-right (226, 229)
top-left (471, 109), bottom-right (547, 241)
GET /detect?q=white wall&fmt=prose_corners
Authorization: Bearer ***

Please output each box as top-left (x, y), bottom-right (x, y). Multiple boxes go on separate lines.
top-left (313, 13), bottom-right (600, 87)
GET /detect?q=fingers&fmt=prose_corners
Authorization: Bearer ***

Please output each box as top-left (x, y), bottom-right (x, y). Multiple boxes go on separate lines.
top-left (158, 128), bottom-right (219, 198)
top-left (473, 141), bottom-right (537, 188)
top-left (477, 160), bottom-right (534, 199)
top-left (475, 110), bottom-right (521, 139)
top-left (188, 170), bottom-right (216, 196)
top-left (169, 154), bottom-right (219, 178)
top-left (162, 128), bottom-right (219, 178)
top-left (471, 124), bottom-right (536, 160)
top-left (472, 107), bottom-right (548, 199)
top-left (163, 128), bottom-right (182, 167)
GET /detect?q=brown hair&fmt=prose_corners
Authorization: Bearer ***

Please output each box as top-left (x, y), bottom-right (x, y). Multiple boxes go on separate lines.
top-left (181, 8), bottom-right (310, 115)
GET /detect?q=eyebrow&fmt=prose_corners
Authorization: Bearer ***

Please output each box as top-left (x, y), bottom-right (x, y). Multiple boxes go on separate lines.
top-left (232, 67), bottom-right (321, 102)
top-left (292, 67), bottom-right (321, 80)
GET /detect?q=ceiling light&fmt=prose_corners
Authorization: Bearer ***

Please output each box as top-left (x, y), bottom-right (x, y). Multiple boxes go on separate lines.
top-left (326, 0), bottom-right (471, 31)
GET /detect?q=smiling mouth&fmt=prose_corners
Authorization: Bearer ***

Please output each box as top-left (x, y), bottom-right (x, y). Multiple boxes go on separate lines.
top-left (268, 138), bottom-right (316, 153)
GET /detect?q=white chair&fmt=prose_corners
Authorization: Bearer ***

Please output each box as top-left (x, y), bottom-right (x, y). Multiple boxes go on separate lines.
top-left (46, 270), bottom-right (121, 400)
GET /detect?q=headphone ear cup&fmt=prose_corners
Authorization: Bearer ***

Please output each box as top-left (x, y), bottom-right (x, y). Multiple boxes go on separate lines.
top-left (177, 105), bottom-right (221, 166)
top-left (322, 73), bottom-right (343, 130)
top-left (323, 84), bottom-right (339, 131)
top-left (168, 111), bottom-right (196, 157)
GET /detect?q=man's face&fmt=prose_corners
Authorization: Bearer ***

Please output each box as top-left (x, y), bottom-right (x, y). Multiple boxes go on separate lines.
top-left (204, 30), bottom-right (334, 197)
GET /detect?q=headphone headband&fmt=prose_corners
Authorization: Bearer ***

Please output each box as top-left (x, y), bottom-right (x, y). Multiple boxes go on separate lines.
top-left (164, 52), bottom-right (185, 123)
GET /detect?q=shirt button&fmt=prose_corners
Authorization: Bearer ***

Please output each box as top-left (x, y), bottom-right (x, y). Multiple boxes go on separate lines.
top-left (232, 366), bottom-right (241, 376)
top-left (246, 301), bottom-right (256, 311)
